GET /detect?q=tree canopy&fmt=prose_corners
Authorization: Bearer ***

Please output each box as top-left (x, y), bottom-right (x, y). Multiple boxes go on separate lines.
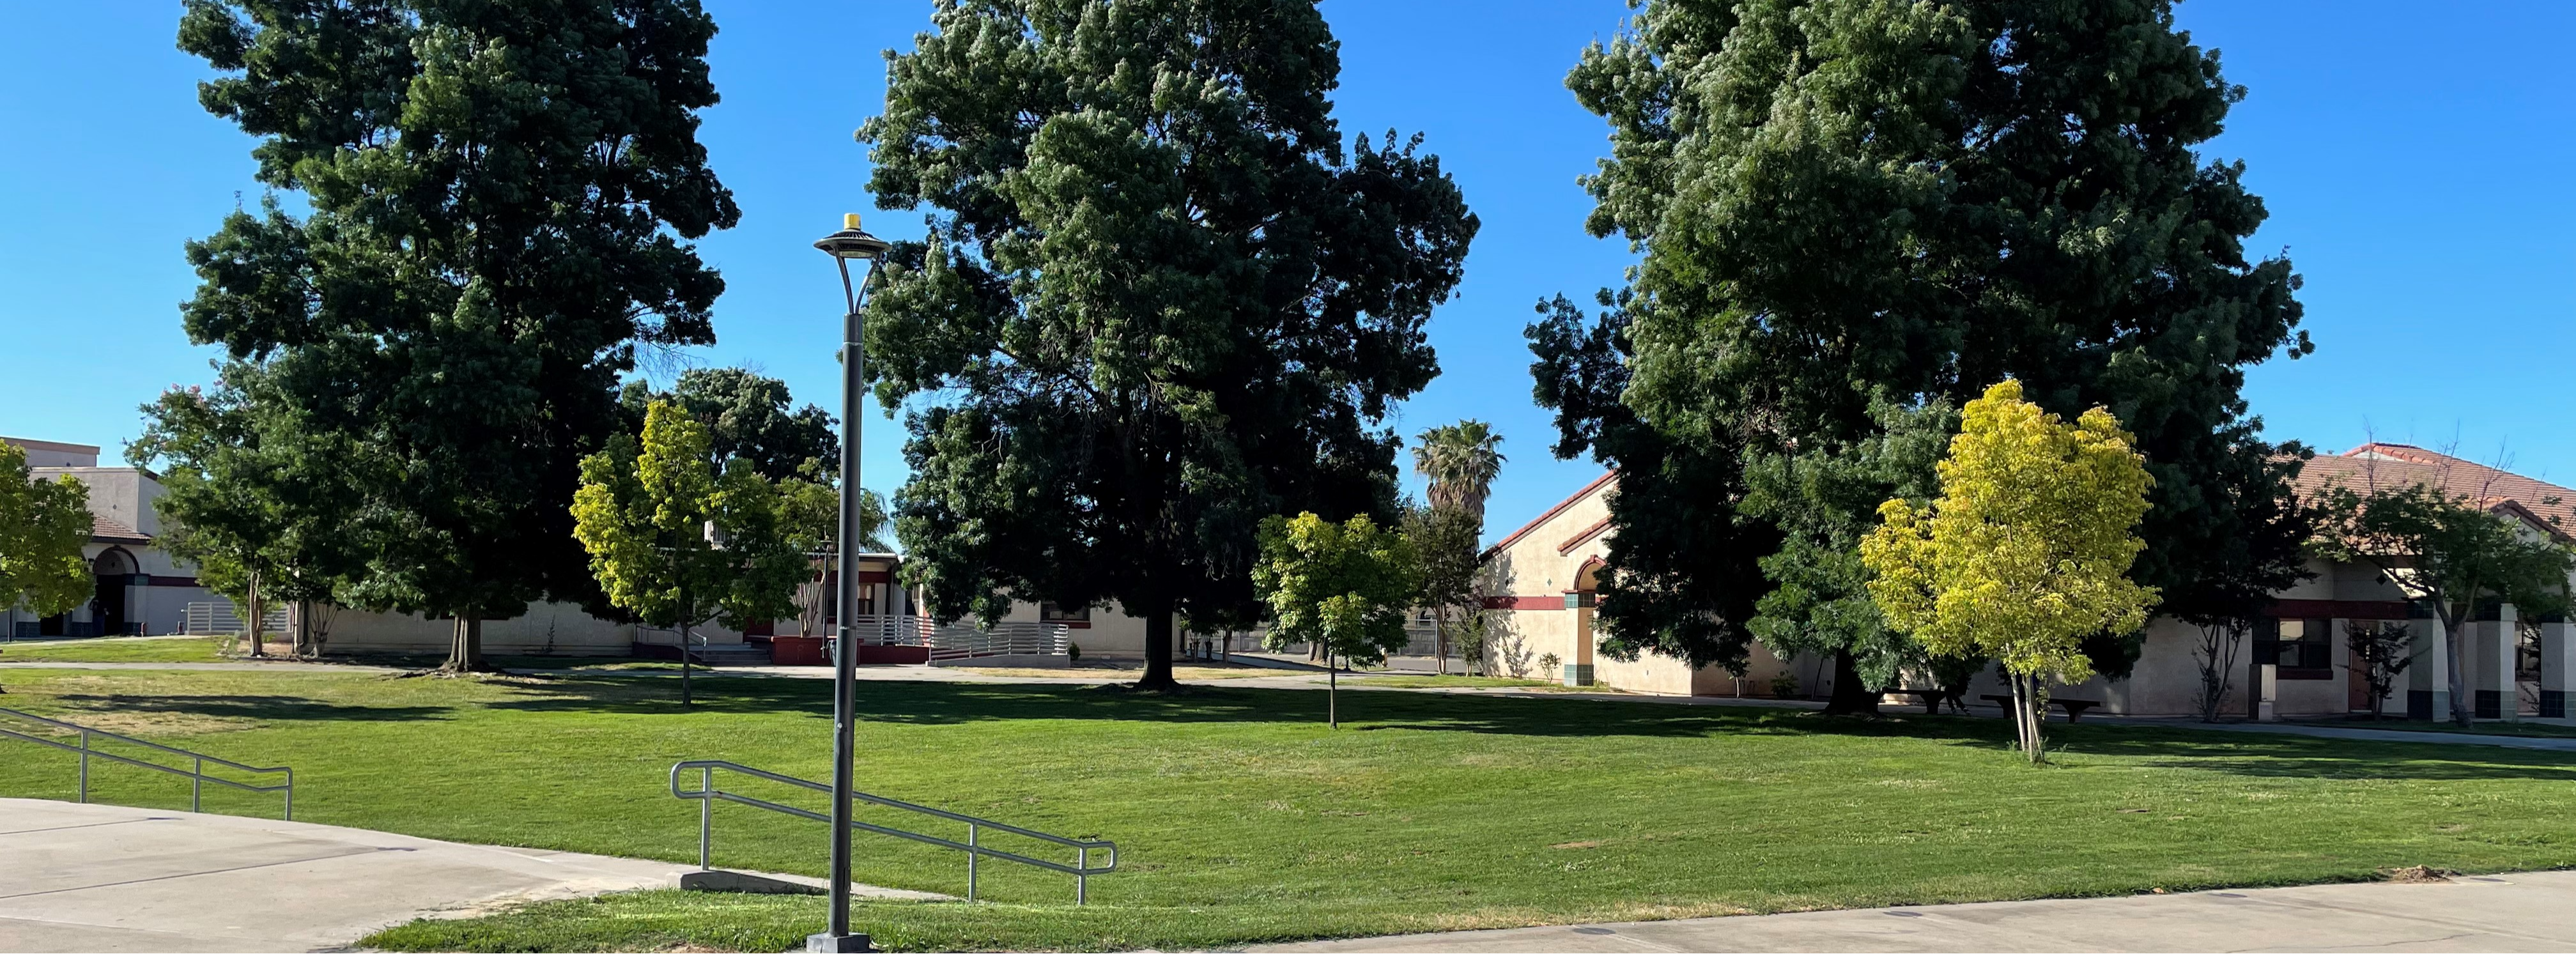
top-left (1412, 421), bottom-right (1506, 526)
top-left (132, 371), bottom-right (362, 656)
top-left (1534, 0), bottom-right (2310, 696)
top-left (860, 0), bottom-right (1477, 689)
top-left (174, 0), bottom-right (739, 670)
top-left (621, 367), bottom-right (839, 482)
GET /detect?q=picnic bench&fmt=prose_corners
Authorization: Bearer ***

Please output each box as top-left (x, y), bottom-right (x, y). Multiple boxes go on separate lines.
top-left (1980, 694), bottom-right (2101, 722)
top-left (1880, 687), bottom-right (1964, 715)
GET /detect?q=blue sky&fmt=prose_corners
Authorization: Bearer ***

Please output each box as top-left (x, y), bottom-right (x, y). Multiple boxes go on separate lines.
top-left (3, 1), bottom-right (2569, 544)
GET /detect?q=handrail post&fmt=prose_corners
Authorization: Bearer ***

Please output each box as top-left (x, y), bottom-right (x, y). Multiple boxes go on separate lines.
top-left (966, 823), bottom-right (978, 902)
top-left (192, 755), bottom-right (203, 812)
top-left (78, 730), bottom-right (89, 804)
top-left (699, 766), bottom-right (713, 870)
top-left (1077, 846), bottom-right (1088, 905)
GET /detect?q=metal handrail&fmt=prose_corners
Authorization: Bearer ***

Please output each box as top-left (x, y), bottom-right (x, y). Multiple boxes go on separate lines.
top-left (669, 759), bottom-right (1116, 904)
top-left (0, 707), bottom-right (293, 819)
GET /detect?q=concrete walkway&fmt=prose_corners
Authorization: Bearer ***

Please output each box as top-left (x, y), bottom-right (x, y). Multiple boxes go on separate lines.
top-left (1251, 870), bottom-right (2576, 953)
top-left (1, 799), bottom-right (697, 952)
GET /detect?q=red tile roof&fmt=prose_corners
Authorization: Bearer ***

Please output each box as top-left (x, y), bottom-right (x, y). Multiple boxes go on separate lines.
top-left (2296, 443), bottom-right (2575, 541)
top-left (90, 516), bottom-right (151, 544)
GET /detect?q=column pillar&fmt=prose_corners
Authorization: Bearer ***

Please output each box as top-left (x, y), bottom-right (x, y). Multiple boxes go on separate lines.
top-left (2474, 603), bottom-right (2519, 721)
top-left (2539, 617), bottom-right (2573, 719)
top-left (2407, 607), bottom-right (2449, 720)
top-left (1562, 591), bottom-right (1595, 687)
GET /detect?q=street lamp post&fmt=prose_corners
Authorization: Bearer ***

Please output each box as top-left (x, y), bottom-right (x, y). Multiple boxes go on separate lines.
top-left (811, 213), bottom-right (890, 954)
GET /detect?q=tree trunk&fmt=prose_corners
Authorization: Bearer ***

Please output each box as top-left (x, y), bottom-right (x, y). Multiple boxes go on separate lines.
top-left (1136, 602), bottom-right (1180, 691)
top-left (1329, 656), bottom-right (1338, 728)
top-left (444, 615), bottom-right (484, 673)
top-left (2447, 619), bottom-right (2473, 727)
top-left (1821, 649), bottom-right (1883, 716)
top-left (1434, 607), bottom-right (1447, 676)
top-left (244, 569), bottom-right (266, 658)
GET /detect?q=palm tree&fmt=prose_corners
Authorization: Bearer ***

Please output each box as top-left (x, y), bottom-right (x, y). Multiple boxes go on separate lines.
top-left (1411, 420), bottom-right (1506, 525)
top-left (1411, 421), bottom-right (1504, 675)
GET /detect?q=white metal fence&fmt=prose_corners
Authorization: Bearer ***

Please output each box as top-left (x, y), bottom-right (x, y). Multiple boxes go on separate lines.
top-left (844, 614), bottom-right (1070, 661)
top-left (182, 601), bottom-right (291, 636)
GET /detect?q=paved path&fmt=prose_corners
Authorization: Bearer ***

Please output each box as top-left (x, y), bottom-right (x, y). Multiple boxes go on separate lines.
top-left (0, 798), bottom-right (920, 953)
top-left (1251, 870), bottom-right (2576, 953)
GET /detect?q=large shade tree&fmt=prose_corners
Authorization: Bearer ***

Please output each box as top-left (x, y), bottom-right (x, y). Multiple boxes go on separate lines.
top-left (174, 0), bottom-right (740, 671)
top-left (861, 0), bottom-right (1477, 689)
top-left (1533, 0), bottom-right (2311, 702)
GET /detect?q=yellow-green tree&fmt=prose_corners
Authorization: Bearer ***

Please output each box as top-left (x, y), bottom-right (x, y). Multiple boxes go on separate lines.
top-left (1862, 381), bottom-right (2159, 761)
top-left (571, 402), bottom-right (803, 705)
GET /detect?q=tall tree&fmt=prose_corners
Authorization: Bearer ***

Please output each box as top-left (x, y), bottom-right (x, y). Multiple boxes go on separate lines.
top-left (175, 0), bottom-right (740, 672)
top-left (1254, 512), bottom-right (1422, 728)
top-left (2310, 470), bottom-right (2573, 728)
top-left (620, 367), bottom-right (839, 482)
top-left (1401, 501), bottom-right (1483, 675)
top-left (861, 0), bottom-right (1477, 690)
top-left (1535, 0), bottom-right (2310, 693)
top-left (2, 442), bottom-right (93, 672)
top-left (571, 402), bottom-right (804, 705)
top-left (1411, 421), bottom-right (1506, 526)
top-left (1863, 381), bottom-right (2159, 762)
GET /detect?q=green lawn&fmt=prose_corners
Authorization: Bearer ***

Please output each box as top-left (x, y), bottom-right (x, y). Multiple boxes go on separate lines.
top-left (0, 636), bottom-right (229, 663)
top-left (0, 668), bottom-right (2572, 952)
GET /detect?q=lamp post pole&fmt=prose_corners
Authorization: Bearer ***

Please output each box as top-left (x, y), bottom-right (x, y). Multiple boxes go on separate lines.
top-left (812, 213), bottom-right (890, 954)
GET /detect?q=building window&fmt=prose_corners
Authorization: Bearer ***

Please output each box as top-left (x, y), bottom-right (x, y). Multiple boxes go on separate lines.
top-left (1038, 602), bottom-right (1090, 624)
top-left (2262, 617), bottom-right (2333, 679)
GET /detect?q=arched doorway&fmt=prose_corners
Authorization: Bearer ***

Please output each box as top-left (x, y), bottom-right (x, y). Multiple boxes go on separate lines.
top-left (91, 550), bottom-right (135, 637)
top-left (1564, 558), bottom-right (1605, 686)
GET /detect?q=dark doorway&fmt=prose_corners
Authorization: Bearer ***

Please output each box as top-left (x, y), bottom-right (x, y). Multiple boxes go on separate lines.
top-left (91, 550), bottom-right (134, 637)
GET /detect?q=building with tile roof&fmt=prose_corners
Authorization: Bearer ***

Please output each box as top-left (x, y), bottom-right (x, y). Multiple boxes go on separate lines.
top-left (1483, 446), bottom-right (2576, 721)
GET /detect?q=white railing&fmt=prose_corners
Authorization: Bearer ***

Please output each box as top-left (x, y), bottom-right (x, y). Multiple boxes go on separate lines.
top-left (842, 614), bottom-right (1068, 661)
top-left (182, 601), bottom-right (290, 636)
top-left (925, 623), bottom-right (1069, 661)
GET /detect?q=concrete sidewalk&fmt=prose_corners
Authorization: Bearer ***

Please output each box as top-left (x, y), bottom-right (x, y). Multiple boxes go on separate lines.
top-left (1251, 870), bottom-right (2576, 953)
top-left (0, 798), bottom-right (692, 953)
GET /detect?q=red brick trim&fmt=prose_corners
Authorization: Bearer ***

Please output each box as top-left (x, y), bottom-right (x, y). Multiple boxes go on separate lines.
top-left (1481, 596), bottom-right (1565, 610)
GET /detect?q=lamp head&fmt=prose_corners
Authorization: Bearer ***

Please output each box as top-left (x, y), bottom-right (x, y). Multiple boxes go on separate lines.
top-left (814, 213), bottom-right (891, 261)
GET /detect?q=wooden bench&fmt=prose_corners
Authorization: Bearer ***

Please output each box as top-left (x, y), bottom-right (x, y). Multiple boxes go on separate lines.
top-left (1980, 694), bottom-right (2102, 722)
top-left (1881, 688), bottom-right (1963, 715)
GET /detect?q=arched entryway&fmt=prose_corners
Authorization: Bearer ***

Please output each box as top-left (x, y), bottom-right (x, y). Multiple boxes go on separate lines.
top-left (1564, 558), bottom-right (1605, 685)
top-left (91, 549), bottom-right (135, 637)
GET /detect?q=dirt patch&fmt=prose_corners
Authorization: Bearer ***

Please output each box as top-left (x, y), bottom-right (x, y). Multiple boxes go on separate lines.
top-left (46, 709), bottom-right (260, 737)
top-left (1551, 840), bottom-right (1603, 850)
top-left (2380, 865), bottom-right (2458, 883)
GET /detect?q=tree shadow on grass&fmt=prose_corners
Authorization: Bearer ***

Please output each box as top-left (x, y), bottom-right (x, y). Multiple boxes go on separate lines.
top-left (49, 693), bottom-right (454, 722)
top-left (473, 677), bottom-right (2576, 781)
